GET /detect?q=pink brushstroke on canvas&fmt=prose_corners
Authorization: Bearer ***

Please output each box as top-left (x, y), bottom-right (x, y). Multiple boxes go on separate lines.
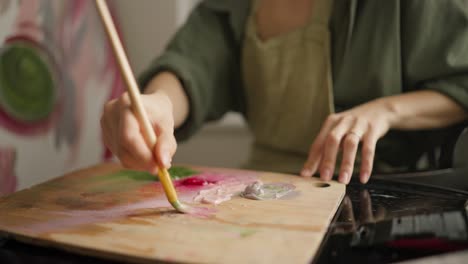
top-left (0, 0), bottom-right (124, 165)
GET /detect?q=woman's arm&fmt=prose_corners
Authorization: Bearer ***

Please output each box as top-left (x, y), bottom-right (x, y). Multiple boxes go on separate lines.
top-left (300, 90), bottom-right (468, 185)
top-left (385, 90), bottom-right (467, 129)
top-left (143, 71), bottom-right (189, 128)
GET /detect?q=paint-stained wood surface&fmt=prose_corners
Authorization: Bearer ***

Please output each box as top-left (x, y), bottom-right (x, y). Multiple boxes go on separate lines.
top-left (0, 163), bottom-right (344, 264)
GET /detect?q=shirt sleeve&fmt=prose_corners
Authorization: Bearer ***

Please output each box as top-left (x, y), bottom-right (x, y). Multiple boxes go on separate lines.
top-left (402, 1), bottom-right (468, 111)
top-left (138, 2), bottom-right (244, 141)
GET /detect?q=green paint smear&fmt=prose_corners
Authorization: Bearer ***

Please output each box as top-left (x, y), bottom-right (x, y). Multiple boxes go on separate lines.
top-left (80, 167), bottom-right (200, 194)
top-left (99, 170), bottom-right (156, 182)
top-left (168, 166), bottom-right (199, 179)
top-left (240, 229), bottom-right (257, 238)
top-left (93, 166), bottom-right (199, 183)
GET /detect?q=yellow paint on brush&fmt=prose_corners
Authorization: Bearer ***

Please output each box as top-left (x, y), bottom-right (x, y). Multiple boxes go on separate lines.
top-left (157, 168), bottom-right (179, 205)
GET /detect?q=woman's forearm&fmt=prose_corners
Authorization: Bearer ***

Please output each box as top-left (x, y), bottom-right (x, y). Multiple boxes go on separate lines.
top-left (383, 90), bottom-right (468, 130)
top-left (143, 71), bottom-right (189, 128)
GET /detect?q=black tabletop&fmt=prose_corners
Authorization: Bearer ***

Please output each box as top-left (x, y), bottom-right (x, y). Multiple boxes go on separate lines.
top-left (2, 169), bottom-right (468, 264)
top-left (316, 169), bottom-right (468, 263)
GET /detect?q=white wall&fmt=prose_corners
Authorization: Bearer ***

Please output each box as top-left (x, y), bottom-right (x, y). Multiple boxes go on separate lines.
top-left (112, 0), bottom-right (252, 169)
top-left (112, 0), bottom-right (200, 75)
top-left (112, 0), bottom-right (176, 75)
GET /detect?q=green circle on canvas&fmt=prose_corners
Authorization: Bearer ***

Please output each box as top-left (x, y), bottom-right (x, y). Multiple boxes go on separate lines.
top-left (0, 43), bottom-right (56, 122)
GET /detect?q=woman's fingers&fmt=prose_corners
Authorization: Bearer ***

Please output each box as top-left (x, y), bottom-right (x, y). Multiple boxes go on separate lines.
top-left (302, 100), bottom-right (393, 184)
top-left (117, 146), bottom-right (148, 171)
top-left (301, 143), bottom-right (322, 178)
top-left (338, 118), bottom-right (367, 184)
top-left (155, 131), bottom-right (177, 169)
top-left (360, 129), bottom-right (377, 184)
top-left (145, 95), bottom-right (177, 169)
top-left (118, 106), bottom-right (157, 171)
top-left (100, 91), bottom-right (178, 172)
top-left (301, 114), bottom-right (339, 177)
top-left (302, 113), bottom-right (381, 184)
top-left (319, 116), bottom-right (354, 181)
top-left (153, 115), bottom-right (177, 169)
top-left (338, 133), bottom-right (360, 184)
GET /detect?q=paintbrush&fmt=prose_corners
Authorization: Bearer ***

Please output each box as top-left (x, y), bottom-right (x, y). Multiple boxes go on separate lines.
top-left (95, 0), bottom-right (191, 214)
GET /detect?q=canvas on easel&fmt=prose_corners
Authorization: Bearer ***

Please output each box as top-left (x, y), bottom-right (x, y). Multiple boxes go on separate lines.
top-left (0, 0), bottom-right (124, 196)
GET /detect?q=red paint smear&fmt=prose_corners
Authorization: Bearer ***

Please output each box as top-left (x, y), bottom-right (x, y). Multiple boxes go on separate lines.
top-left (138, 173), bottom-right (252, 198)
top-left (137, 176), bottom-right (212, 197)
top-left (0, 107), bottom-right (55, 136)
top-left (179, 173), bottom-right (232, 183)
top-left (174, 173), bottom-right (230, 192)
top-left (178, 177), bottom-right (218, 186)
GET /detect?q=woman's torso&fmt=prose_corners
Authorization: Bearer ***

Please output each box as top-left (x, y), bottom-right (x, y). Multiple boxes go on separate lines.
top-left (242, 0), bottom-right (335, 173)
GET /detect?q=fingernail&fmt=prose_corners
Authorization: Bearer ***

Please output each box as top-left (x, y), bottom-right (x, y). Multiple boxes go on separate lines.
top-left (361, 172), bottom-right (370, 184)
top-left (162, 152), bottom-right (172, 168)
top-left (340, 172), bottom-right (349, 184)
top-left (321, 169), bottom-right (331, 180)
top-left (301, 169), bottom-right (311, 177)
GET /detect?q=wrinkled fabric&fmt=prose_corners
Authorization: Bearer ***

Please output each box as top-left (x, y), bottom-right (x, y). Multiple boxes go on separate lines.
top-left (139, 0), bottom-right (468, 172)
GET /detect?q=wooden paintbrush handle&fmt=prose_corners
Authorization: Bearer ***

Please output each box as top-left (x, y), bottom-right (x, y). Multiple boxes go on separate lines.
top-left (95, 0), bottom-right (156, 147)
top-left (95, 0), bottom-right (180, 205)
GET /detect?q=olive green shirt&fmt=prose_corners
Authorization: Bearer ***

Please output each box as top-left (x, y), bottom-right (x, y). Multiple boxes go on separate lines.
top-left (139, 0), bottom-right (468, 171)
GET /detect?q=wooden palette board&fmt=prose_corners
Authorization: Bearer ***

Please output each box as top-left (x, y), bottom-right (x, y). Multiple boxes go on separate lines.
top-left (0, 163), bottom-right (344, 263)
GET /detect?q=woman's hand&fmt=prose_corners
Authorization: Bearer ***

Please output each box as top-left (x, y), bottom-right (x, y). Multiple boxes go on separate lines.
top-left (100, 91), bottom-right (177, 174)
top-left (300, 98), bottom-right (395, 184)
top-left (101, 72), bottom-right (188, 174)
top-left (300, 90), bottom-right (468, 184)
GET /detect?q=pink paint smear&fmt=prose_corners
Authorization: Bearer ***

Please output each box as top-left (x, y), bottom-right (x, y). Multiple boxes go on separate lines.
top-left (181, 173), bottom-right (257, 205)
top-left (8, 171), bottom-right (258, 235)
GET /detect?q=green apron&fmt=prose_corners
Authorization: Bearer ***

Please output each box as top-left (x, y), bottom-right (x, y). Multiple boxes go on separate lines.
top-left (242, 0), bottom-right (335, 174)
